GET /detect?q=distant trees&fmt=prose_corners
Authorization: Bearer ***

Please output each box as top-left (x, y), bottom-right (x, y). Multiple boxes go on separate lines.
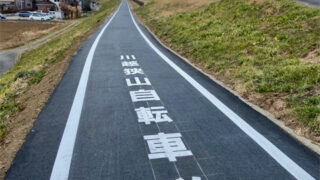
top-left (60, 3), bottom-right (81, 19)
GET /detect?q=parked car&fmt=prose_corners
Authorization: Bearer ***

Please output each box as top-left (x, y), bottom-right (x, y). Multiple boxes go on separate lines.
top-left (29, 13), bottom-right (50, 21)
top-left (48, 11), bottom-right (56, 19)
top-left (0, 13), bottom-right (6, 20)
top-left (19, 11), bottom-right (32, 17)
top-left (41, 13), bottom-right (51, 20)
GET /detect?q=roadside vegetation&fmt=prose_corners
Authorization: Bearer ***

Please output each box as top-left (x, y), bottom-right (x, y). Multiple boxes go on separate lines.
top-left (0, 0), bottom-right (119, 141)
top-left (133, 0), bottom-right (320, 136)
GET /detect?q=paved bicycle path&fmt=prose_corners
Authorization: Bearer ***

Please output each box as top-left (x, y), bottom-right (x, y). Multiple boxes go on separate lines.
top-left (5, 1), bottom-right (320, 180)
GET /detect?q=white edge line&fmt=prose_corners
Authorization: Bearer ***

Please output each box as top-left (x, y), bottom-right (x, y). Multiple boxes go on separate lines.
top-left (50, 3), bottom-right (121, 180)
top-left (127, 2), bottom-right (315, 180)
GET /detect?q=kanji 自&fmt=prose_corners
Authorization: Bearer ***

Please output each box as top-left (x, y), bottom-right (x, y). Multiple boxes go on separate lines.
top-left (129, 89), bottom-right (160, 102)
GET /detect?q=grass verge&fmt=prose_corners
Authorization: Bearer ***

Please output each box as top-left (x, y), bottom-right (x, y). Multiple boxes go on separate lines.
top-left (0, 0), bottom-right (119, 141)
top-left (133, 0), bottom-right (320, 136)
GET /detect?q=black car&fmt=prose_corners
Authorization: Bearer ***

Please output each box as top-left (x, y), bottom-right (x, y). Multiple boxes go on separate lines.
top-left (0, 13), bottom-right (6, 19)
top-left (19, 11), bottom-right (32, 17)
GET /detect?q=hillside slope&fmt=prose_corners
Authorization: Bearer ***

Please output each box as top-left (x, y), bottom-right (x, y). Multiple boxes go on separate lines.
top-left (132, 0), bottom-right (320, 142)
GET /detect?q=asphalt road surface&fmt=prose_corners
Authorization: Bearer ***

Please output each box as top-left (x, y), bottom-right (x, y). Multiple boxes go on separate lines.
top-left (5, 1), bottom-right (320, 180)
top-left (298, 0), bottom-right (320, 6)
top-left (0, 50), bottom-right (17, 76)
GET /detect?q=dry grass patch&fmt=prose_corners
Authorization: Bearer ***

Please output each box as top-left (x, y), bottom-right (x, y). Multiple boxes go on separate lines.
top-left (304, 47), bottom-right (320, 63)
top-left (140, 0), bottom-right (216, 18)
top-left (0, 21), bottom-right (62, 50)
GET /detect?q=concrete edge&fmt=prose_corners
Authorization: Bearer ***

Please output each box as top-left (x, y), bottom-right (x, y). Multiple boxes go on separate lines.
top-left (129, 4), bottom-right (320, 156)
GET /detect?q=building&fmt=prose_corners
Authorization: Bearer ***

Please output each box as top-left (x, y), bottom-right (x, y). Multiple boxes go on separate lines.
top-left (16, 0), bottom-right (33, 10)
top-left (1, 0), bottom-right (78, 19)
top-left (35, 0), bottom-right (55, 12)
top-left (0, 0), bottom-right (33, 13)
top-left (0, 0), bottom-right (15, 12)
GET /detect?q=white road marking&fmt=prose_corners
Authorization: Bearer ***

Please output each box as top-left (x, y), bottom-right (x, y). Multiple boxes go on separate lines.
top-left (144, 133), bottom-right (193, 162)
top-left (127, 2), bottom-right (315, 180)
top-left (135, 107), bottom-right (154, 124)
top-left (121, 55), bottom-right (200, 178)
top-left (49, 4), bottom-right (121, 180)
top-left (122, 60), bottom-right (139, 67)
top-left (120, 55), bottom-right (124, 60)
top-left (130, 89), bottom-right (160, 102)
top-left (126, 55), bottom-right (130, 59)
top-left (192, 177), bottom-right (201, 180)
top-left (135, 106), bottom-right (173, 124)
top-left (126, 77), bottom-right (151, 86)
top-left (176, 177), bottom-right (201, 180)
top-left (123, 68), bottom-right (144, 75)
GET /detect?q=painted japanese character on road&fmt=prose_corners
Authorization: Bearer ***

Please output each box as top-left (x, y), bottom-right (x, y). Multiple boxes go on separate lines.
top-left (144, 133), bottom-right (192, 162)
top-left (123, 68), bottom-right (144, 75)
top-left (130, 89), bottom-right (160, 102)
top-left (135, 106), bottom-right (173, 124)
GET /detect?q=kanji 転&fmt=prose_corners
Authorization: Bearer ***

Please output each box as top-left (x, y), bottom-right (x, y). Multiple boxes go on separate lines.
top-left (135, 106), bottom-right (173, 124)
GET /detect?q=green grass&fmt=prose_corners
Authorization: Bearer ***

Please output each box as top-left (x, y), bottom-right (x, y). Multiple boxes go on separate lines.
top-left (0, 0), bottom-right (119, 140)
top-left (134, 0), bottom-right (320, 133)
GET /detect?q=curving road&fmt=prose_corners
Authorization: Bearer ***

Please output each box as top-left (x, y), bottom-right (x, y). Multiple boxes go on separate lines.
top-left (4, 1), bottom-right (320, 180)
